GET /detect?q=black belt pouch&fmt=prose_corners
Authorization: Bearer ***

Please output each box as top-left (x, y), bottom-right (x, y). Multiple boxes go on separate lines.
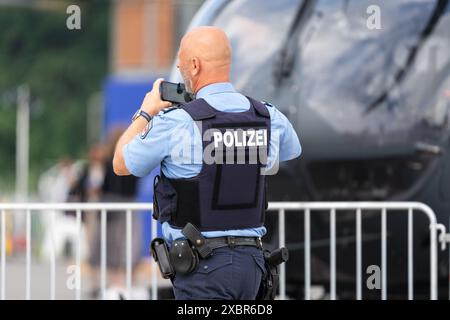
top-left (150, 238), bottom-right (175, 279)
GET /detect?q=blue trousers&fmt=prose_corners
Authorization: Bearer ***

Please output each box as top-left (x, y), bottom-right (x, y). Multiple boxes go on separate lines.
top-left (172, 246), bottom-right (265, 300)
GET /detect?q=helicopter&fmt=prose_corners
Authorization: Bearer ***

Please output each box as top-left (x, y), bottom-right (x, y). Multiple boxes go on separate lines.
top-left (169, 0), bottom-right (450, 299)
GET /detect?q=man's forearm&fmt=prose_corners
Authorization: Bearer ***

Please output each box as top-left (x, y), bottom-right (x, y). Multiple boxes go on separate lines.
top-left (113, 117), bottom-right (148, 175)
top-left (112, 78), bottom-right (171, 176)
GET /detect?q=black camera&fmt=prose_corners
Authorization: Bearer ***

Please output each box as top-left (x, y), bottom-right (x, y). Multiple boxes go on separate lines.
top-left (159, 81), bottom-right (193, 104)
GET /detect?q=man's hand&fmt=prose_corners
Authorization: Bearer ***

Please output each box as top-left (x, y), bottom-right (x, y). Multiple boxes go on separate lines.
top-left (113, 78), bottom-right (171, 176)
top-left (141, 78), bottom-right (172, 116)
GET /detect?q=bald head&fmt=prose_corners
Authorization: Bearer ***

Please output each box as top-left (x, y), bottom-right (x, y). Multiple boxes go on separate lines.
top-left (177, 26), bottom-right (232, 94)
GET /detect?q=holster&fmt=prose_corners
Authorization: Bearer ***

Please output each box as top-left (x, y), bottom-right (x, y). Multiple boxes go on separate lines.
top-left (181, 223), bottom-right (213, 258)
top-left (169, 239), bottom-right (199, 275)
top-left (149, 224), bottom-right (210, 279)
top-left (167, 223), bottom-right (207, 275)
top-left (150, 238), bottom-right (175, 279)
top-left (256, 247), bottom-right (289, 300)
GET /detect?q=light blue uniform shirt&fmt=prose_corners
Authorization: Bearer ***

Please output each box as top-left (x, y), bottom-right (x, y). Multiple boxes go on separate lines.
top-left (123, 82), bottom-right (301, 244)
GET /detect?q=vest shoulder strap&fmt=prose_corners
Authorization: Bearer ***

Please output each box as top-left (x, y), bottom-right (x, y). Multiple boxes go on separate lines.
top-left (246, 96), bottom-right (271, 118)
top-left (180, 98), bottom-right (216, 120)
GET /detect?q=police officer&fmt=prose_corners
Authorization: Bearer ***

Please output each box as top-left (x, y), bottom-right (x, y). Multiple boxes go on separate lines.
top-left (113, 26), bottom-right (301, 300)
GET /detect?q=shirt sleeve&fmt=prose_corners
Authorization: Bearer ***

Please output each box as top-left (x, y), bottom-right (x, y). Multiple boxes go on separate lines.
top-left (267, 104), bottom-right (302, 162)
top-left (122, 113), bottom-right (172, 177)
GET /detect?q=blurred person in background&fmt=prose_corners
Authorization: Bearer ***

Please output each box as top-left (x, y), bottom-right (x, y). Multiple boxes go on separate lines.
top-left (67, 144), bottom-right (106, 260)
top-left (68, 144), bottom-right (106, 203)
top-left (38, 157), bottom-right (85, 260)
top-left (89, 128), bottom-right (142, 299)
top-left (38, 157), bottom-right (79, 203)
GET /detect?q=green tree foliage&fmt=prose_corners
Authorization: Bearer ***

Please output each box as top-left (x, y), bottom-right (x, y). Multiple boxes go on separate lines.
top-left (0, 0), bottom-right (109, 192)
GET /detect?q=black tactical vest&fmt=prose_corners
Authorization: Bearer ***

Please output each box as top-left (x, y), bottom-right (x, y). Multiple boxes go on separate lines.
top-left (153, 97), bottom-right (271, 231)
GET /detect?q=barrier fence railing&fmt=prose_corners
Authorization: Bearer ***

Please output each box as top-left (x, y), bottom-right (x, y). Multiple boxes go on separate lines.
top-left (0, 202), bottom-right (448, 300)
top-left (267, 201), bottom-right (447, 300)
top-left (0, 203), bottom-right (155, 300)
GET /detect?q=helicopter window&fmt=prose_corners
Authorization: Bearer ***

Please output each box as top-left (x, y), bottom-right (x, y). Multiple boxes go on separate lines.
top-left (211, 0), bottom-right (302, 87)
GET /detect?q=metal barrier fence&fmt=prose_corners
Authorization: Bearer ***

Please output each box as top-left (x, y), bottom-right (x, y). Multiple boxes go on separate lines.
top-left (0, 202), bottom-right (447, 300)
top-left (267, 201), bottom-right (444, 300)
top-left (0, 203), bottom-right (155, 300)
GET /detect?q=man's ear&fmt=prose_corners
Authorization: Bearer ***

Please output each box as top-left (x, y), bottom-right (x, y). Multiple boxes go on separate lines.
top-left (191, 57), bottom-right (200, 76)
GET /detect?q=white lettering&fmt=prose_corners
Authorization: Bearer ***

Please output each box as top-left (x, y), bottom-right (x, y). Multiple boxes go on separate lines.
top-left (223, 131), bottom-right (234, 147)
top-left (247, 129), bottom-right (256, 147)
top-left (66, 5), bottom-right (81, 30)
top-left (366, 265), bottom-right (381, 290)
top-left (178, 304), bottom-right (211, 317)
top-left (366, 5), bottom-right (382, 30)
top-left (234, 129), bottom-right (244, 147)
top-left (213, 131), bottom-right (223, 148)
top-left (66, 265), bottom-right (80, 290)
top-left (210, 128), bottom-right (268, 149)
top-left (255, 130), bottom-right (264, 146)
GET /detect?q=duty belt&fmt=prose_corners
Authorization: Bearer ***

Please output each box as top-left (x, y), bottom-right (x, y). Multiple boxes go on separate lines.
top-left (181, 222), bottom-right (263, 258)
top-left (204, 236), bottom-right (263, 250)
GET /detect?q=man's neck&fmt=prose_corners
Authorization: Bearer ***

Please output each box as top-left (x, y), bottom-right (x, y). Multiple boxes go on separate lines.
top-left (194, 78), bottom-right (230, 94)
